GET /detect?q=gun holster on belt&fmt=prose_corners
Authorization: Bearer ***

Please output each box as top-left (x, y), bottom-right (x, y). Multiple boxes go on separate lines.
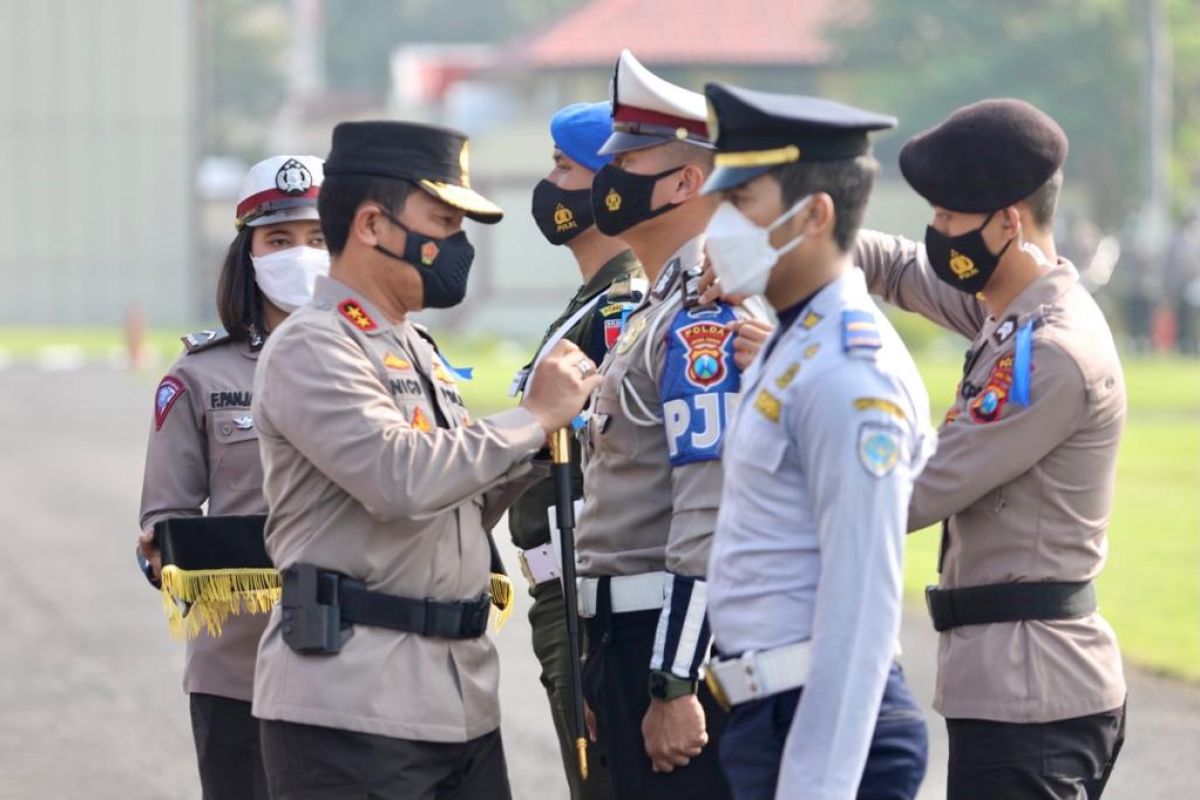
top-left (281, 563), bottom-right (354, 655)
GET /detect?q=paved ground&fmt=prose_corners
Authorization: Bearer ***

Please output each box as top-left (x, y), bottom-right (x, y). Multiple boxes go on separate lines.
top-left (0, 367), bottom-right (1196, 798)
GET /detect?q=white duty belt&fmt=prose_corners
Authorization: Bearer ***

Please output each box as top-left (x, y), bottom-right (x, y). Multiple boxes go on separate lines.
top-left (704, 641), bottom-right (814, 709)
top-left (516, 501), bottom-right (583, 589)
top-left (577, 571), bottom-right (668, 618)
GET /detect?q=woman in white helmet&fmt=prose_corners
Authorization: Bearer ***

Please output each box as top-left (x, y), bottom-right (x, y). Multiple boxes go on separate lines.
top-left (135, 155), bottom-right (327, 800)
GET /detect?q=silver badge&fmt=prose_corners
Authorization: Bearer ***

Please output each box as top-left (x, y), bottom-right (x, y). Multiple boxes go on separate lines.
top-left (275, 158), bottom-right (313, 196)
top-left (233, 415), bottom-right (254, 431)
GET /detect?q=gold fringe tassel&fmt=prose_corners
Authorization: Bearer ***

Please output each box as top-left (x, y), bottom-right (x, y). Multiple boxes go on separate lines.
top-left (160, 566), bottom-right (281, 640)
top-left (490, 572), bottom-right (515, 633)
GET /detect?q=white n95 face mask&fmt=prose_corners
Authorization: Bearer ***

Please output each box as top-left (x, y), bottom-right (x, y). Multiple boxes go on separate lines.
top-left (705, 196), bottom-right (813, 297)
top-left (251, 246), bottom-right (330, 312)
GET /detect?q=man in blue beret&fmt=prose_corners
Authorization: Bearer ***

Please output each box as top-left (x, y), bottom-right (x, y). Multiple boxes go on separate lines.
top-left (508, 100), bottom-right (644, 800)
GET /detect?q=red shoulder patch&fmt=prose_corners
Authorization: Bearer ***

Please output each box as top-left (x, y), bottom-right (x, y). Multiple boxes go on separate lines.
top-left (969, 355), bottom-right (1014, 424)
top-left (154, 376), bottom-right (186, 430)
top-left (339, 299), bottom-right (377, 331)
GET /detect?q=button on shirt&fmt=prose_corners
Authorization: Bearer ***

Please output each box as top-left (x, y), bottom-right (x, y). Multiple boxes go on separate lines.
top-left (708, 269), bottom-right (934, 800)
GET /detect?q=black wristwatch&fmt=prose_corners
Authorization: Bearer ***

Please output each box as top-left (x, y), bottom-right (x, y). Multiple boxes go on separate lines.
top-left (136, 547), bottom-right (161, 589)
top-left (648, 670), bottom-right (697, 701)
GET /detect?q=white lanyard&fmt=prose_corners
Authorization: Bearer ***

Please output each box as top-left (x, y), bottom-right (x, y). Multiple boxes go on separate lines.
top-left (509, 292), bottom-right (606, 397)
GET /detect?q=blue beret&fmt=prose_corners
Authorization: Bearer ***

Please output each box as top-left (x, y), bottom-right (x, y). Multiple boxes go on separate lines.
top-left (550, 102), bottom-right (614, 173)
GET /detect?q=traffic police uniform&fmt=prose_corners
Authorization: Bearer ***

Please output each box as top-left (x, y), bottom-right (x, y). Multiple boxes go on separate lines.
top-left (701, 84), bottom-right (932, 800)
top-left (138, 154), bottom-right (325, 800)
top-left (575, 51), bottom-right (756, 799)
top-left (251, 122), bottom-right (542, 799)
top-left (853, 100), bottom-right (1127, 799)
top-left (509, 101), bottom-right (644, 800)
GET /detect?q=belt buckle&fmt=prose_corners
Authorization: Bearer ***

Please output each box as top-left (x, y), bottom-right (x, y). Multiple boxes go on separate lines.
top-left (924, 585), bottom-right (937, 618)
top-left (704, 665), bottom-right (731, 712)
top-left (464, 597), bottom-right (489, 636)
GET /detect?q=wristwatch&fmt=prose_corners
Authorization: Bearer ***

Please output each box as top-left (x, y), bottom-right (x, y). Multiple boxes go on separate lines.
top-left (136, 546), bottom-right (161, 589)
top-left (648, 669), bottom-right (698, 701)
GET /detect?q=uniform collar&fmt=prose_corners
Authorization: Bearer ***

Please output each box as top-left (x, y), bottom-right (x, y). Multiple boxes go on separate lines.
top-left (314, 275), bottom-right (400, 337)
top-left (575, 249), bottom-right (640, 302)
top-left (782, 268), bottom-right (867, 335)
top-left (991, 258), bottom-right (1079, 323)
top-left (649, 233), bottom-right (705, 304)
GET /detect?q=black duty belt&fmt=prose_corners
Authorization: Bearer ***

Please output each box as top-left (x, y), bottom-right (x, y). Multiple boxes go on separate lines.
top-left (281, 563), bottom-right (490, 654)
top-left (925, 580), bottom-right (1096, 633)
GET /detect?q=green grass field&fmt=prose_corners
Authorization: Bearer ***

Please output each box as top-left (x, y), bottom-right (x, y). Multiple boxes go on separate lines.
top-left (4, 326), bottom-right (1197, 680)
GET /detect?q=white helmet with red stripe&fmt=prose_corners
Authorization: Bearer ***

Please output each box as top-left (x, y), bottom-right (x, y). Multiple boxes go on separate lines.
top-left (235, 154), bottom-right (324, 230)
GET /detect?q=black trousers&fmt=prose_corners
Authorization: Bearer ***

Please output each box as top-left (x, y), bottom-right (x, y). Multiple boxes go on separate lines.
top-left (583, 599), bottom-right (732, 800)
top-left (259, 718), bottom-right (511, 800)
top-left (946, 703), bottom-right (1126, 800)
top-left (190, 693), bottom-right (269, 800)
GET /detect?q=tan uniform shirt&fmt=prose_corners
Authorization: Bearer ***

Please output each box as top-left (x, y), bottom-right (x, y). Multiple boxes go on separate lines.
top-left (579, 236), bottom-right (734, 579)
top-left (139, 334), bottom-right (267, 702)
top-left (855, 230), bottom-right (1127, 723)
top-left (251, 275), bottom-right (545, 742)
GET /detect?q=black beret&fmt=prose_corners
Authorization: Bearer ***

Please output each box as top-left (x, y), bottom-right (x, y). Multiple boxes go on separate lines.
top-left (324, 120), bottom-right (503, 223)
top-left (898, 98), bottom-right (1067, 213)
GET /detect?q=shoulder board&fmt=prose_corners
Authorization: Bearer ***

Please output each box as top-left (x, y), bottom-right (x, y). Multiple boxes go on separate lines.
top-left (181, 328), bottom-right (231, 354)
top-left (841, 310), bottom-right (882, 356)
top-left (604, 274), bottom-right (649, 304)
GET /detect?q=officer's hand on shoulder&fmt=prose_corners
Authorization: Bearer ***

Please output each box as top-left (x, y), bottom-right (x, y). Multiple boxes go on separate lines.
top-left (522, 340), bottom-right (603, 435)
top-left (697, 258), bottom-right (749, 306)
top-left (729, 318), bottom-right (773, 371)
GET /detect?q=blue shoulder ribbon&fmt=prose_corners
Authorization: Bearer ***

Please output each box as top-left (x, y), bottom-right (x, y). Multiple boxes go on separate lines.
top-left (1010, 319), bottom-right (1034, 407)
top-left (660, 304), bottom-right (740, 466)
top-left (438, 353), bottom-right (473, 381)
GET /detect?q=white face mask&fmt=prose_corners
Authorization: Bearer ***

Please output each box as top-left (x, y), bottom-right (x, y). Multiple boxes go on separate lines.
top-left (705, 196), bottom-right (812, 297)
top-left (251, 246), bottom-right (330, 312)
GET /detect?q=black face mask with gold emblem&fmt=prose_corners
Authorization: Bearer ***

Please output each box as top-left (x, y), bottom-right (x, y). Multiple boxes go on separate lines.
top-left (924, 211), bottom-right (1014, 295)
top-left (531, 179), bottom-right (594, 246)
top-left (590, 164), bottom-right (684, 236)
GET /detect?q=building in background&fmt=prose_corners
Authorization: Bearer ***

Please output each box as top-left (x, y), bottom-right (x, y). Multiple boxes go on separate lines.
top-left (0, 0), bottom-right (196, 327)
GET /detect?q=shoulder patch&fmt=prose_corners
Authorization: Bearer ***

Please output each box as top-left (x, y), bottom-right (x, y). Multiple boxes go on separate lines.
top-left (994, 315), bottom-right (1018, 345)
top-left (338, 299), bottom-right (377, 331)
top-left (841, 310), bottom-right (882, 354)
top-left (969, 354), bottom-right (1015, 423)
top-left (181, 328), bottom-right (230, 354)
top-left (660, 303), bottom-right (741, 465)
top-left (858, 422), bottom-right (901, 478)
top-left (154, 376), bottom-right (186, 430)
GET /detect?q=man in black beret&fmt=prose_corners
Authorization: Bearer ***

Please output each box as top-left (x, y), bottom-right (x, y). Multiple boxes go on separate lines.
top-left (853, 99), bottom-right (1127, 799)
top-left (250, 120), bottom-right (603, 799)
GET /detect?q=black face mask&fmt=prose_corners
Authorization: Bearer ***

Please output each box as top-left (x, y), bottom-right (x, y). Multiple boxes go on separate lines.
top-left (590, 164), bottom-right (685, 236)
top-left (376, 209), bottom-right (475, 309)
top-left (924, 211), bottom-right (1014, 295)
top-left (531, 179), bottom-right (594, 245)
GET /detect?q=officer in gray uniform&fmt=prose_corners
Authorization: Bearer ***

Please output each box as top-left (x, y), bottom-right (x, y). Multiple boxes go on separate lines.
top-left (854, 100), bottom-right (1127, 799)
top-left (701, 83), bottom-right (933, 800)
top-left (137, 155), bottom-right (327, 800)
top-left (511, 99), bottom-right (644, 800)
top-left (251, 121), bottom-right (599, 799)
top-left (576, 50), bottom-right (762, 799)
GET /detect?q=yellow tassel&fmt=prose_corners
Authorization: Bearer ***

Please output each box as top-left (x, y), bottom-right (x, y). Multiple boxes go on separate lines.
top-left (490, 572), bottom-right (514, 633)
top-left (160, 567), bottom-right (281, 640)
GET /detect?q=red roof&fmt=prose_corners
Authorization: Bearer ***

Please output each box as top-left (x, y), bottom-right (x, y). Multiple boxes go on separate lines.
top-left (513, 0), bottom-right (857, 68)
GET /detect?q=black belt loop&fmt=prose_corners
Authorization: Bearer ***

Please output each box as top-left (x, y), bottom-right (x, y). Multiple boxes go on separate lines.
top-left (925, 580), bottom-right (1097, 632)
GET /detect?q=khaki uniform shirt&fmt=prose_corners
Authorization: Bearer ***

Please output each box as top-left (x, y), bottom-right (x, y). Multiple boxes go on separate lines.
top-left (508, 250), bottom-right (643, 553)
top-left (855, 230), bottom-right (1127, 723)
top-left (251, 276), bottom-right (545, 742)
top-left (139, 334), bottom-right (267, 702)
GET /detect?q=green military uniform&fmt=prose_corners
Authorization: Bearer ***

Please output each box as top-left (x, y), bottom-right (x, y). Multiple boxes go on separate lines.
top-left (508, 250), bottom-right (642, 800)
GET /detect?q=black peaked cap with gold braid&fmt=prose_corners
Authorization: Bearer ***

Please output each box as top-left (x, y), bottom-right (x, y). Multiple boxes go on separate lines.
top-left (702, 82), bottom-right (897, 194)
top-left (324, 120), bottom-right (504, 223)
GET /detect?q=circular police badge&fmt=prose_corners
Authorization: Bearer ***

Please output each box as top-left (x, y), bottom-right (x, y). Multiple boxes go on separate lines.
top-left (275, 158), bottom-right (313, 196)
top-left (858, 422), bottom-right (900, 478)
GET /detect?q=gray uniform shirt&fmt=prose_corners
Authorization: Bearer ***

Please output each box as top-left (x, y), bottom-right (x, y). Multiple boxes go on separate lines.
top-left (139, 335), bottom-right (267, 702)
top-left (709, 268), bottom-right (933, 800)
top-left (855, 230), bottom-right (1127, 723)
top-left (251, 276), bottom-right (545, 742)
